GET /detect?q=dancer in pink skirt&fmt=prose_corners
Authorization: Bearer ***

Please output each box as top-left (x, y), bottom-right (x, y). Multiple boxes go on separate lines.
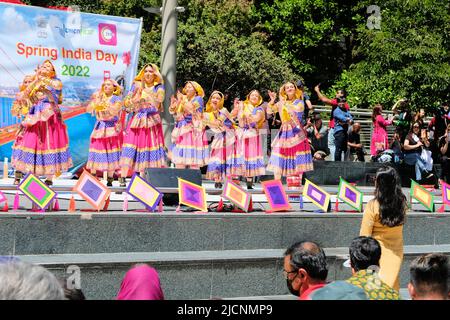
top-left (86, 79), bottom-right (123, 186)
top-left (267, 81), bottom-right (314, 181)
top-left (11, 60), bottom-right (72, 186)
top-left (205, 91), bottom-right (243, 188)
top-left (119, 64), bottom-right (166, 186)
top-left (233, 90), bottom-right (266, 189)
top-left (169, 81), bottom-right (209, 168)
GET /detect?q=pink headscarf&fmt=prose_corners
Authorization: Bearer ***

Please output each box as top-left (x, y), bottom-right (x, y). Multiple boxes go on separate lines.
top-left (116, 265), bottom-right (164, 300)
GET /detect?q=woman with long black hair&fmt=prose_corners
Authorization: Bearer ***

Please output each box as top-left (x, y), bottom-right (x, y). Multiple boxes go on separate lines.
top-left (360, 166), bottom-right (407, 290)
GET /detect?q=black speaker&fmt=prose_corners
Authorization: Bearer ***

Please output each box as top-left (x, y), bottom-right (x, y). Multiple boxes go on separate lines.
top-left (145, 168), bottom-right (202, 206)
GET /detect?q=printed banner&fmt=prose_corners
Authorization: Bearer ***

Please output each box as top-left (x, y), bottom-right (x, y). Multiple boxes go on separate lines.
top-left (0, 3), bottom-right (142, 171)
top-left (127, 173), bottom-right (163, 212)
top-left (303, 179), bottom-right (330, 212)
top-left (73, 170), bottom-right (110, 211)
top-left (261, 179), bottom-right (291, 212)
top-left (410, 180), bottom-right (434, 212)
top-left (337, 178), bottom-right (363, 212)
top-left (222, 179), bottom-right (251, 212)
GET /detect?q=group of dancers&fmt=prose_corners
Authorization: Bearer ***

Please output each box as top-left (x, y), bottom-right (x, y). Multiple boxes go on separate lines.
top-left (10, 60), bottom-right (314, 189)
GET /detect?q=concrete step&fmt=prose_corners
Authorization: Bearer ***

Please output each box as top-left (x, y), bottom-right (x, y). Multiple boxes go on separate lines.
top-left (1, 212), bottom-right (448, 255)
top-left (16, 244), bottom-right (449, 300)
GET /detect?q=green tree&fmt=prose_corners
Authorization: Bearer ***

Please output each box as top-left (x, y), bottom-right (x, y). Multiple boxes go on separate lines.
top-left (333, 0), bottom-right (450, 111)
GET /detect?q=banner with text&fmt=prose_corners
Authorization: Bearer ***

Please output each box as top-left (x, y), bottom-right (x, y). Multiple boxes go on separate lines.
top-left (0, 3), bottom-right (142, 173)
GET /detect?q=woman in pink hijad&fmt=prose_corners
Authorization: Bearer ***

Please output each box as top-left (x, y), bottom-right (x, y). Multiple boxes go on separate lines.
top-left (116, 264), bottom-right (164, 300)
top-left (371, 104), bottom-right (392, 157)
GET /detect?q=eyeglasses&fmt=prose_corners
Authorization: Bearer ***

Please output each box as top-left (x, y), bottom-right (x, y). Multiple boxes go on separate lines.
top-left (283, 269), bottom-right (298, 279)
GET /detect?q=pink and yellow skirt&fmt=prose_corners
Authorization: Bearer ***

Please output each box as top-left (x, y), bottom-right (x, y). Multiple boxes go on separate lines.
top-left (120, 108), bottom-right (167, 176)
top-left (86, 117), bottom-right (123, 176)
top-left (267, 125), bottom-right (314, 177)
top-left (237, 127), bottom-right (265, 177)
top-left (206, 129), bottom-right (243, 181)
top-left (11, 102), bottom-right (72, 176)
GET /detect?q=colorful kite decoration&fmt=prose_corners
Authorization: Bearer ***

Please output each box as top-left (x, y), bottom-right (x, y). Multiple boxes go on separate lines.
top-left (303, 179), bottom-right (330, 212)
top-left (337, 178), bottom-right (364, 212)
top-left (0, 191), bottom-right (6, 204)
top-left (261, 179), bottom-right (291, 212)
top-left (437, 180), bottom-right (450, 212)
top-left (222, 179), bottom-right (251, 212)
top-left (73, 170), bottom-right (111, 211)
top-left (18, 173), bottom-right (56, 210)
top-left (410, 180), bottom-right (434, 212)
top-left (178, 178), bottom-right (207, 212)
top-left (127, 173), bottom-right (163, 211)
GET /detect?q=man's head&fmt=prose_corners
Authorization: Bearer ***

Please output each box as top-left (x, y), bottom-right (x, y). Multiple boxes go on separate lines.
top-left (352, 122), bottom-right (361, 133)
top-left (313, 113), bottom-right (322, 127)
top-left (0, 261), bottom-right (65, 300)
top-left (408, 253), bottom-right (448, 300)
top-left (442, 102), bottom-right (449, 113)
top-left (283, 241), bottom-right (328, 297)
top-left (349, 236), bottom-right (381, 274)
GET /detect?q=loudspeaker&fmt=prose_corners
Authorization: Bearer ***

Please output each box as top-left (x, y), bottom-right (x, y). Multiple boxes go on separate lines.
top-left (145, 168), bottom-right (202, 206)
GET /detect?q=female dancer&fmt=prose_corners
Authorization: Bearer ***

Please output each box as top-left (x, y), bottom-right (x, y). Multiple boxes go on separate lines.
top-left (11, 74), bottom-right (35, 184)
top-left (205, 90), bottom-right (242, 188)
top-left (86, 79), bottom-right (123, 186)
top-left (233, 90), bottom-right (266, 189)
top-left (266, 81), bottom-right (314, 181)
top-left (119, 64), bottom-right (166, 186)
top-left (169, 81), bottom-right (209, 168)
top-left (371, 104), bottom-right (392, 158)
top-left (11, 60), bottom-right (72, 185)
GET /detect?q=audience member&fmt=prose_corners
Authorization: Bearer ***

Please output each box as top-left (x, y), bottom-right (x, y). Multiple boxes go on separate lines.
top-left (283, 241), bottom-right (328, 300)
top-left (305, 113), bottom-right (329, 160)
top-left (413, 108), bottom-right (426, 129)
top-left (314, 85), bottom-right (349, 159)
top-left (360, 166), bottom-right (407, 290)
top-left (0, 261), bottom-right (65, 300)
top-left (392, 98), bottom-right (412, 142)
top-left (117, 264), bottom-right (165, 300)
top-left (346, 236), bottom-right (400, 300)
top-left (390, 129), bottom-right (404, 163)
top-left (347, 122), bottom-right (365, 162)
top-left (371, 104), bottom-right (392, 158)
top-left (297, 80), bottom-right (314, 125)
top-left (439, 123), bottom-right (450, 183)
top-left (333, 98), bottom-right (353, 161)
top-left (408, 253), bottom-right (448, 300)
top-left (310, 280), bottom-right (367, 300)
top-left (403, 121), bottom-right (433, 181)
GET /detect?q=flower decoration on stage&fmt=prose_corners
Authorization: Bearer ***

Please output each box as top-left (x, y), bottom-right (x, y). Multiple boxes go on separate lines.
top-left (73, 170), bottom-right (111, 211)
top-left (127, 173), bottom-right (163, 211)
top-left (178, 178), bottom-right (207, 212)
top-left (261, 179), bottom-right (291, 212)
top-left (18, 173), bottom-right (57, 210)
top-left (410, 180), bottom-right (434, 212)
top-left (222, 179), bottom-right (251, 212)
top-left (303, 179), bottom-right (330, 212)
top-left (337, 178), bottom-right (363, 212)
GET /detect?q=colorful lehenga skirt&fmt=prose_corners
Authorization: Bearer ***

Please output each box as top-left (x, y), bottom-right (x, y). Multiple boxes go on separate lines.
top-left (206, 128), bottom-right (243, 181)
top-left (120, 107), bottom-right (167, 175)
top-left (170, 117), bottom-right (209, 167)
top-left (11, 100), bottom-right (72, 176)
top-left (267, 124), bottom-right (314, 177)
top-left (86, 117), bottom-right (122, 175)
top-left (237, 127), bottom-right (265, 177)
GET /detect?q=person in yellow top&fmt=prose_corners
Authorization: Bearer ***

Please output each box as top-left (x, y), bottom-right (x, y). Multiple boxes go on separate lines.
top-left (360, 166), bottom-right (407, 290)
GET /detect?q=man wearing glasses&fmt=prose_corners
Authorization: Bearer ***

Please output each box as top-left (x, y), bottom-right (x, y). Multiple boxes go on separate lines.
top-left (283, 241), bottom-right (328, 300)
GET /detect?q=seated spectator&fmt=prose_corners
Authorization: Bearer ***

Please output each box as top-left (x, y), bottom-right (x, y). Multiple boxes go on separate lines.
top-left (389, 129), bottom-right (404, 163)
top-left (117, 264), bottom-right (164, 300)
top-left (310, 280), bottom-right (367, 300)
top-left (428, 103), bottom-right (449, 163)
top-left (305, 113), bottom-right (329, 160)
top-left (413, 108), bottom-right (426, 130)
top-left (403, 121), bottom-right (433, 181)
top-left (439, 123), bottom-right (450, 183)
top-left (345, 236), bottom-right (400, 300)
top-left (0, 261), bottom-right (65, 300)
top-left (283, 241), bottom-right (328, 300)
top-left (347, 122), bottom-right (365, 162)
top-left (408, 253), bottom-right (448, 300)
